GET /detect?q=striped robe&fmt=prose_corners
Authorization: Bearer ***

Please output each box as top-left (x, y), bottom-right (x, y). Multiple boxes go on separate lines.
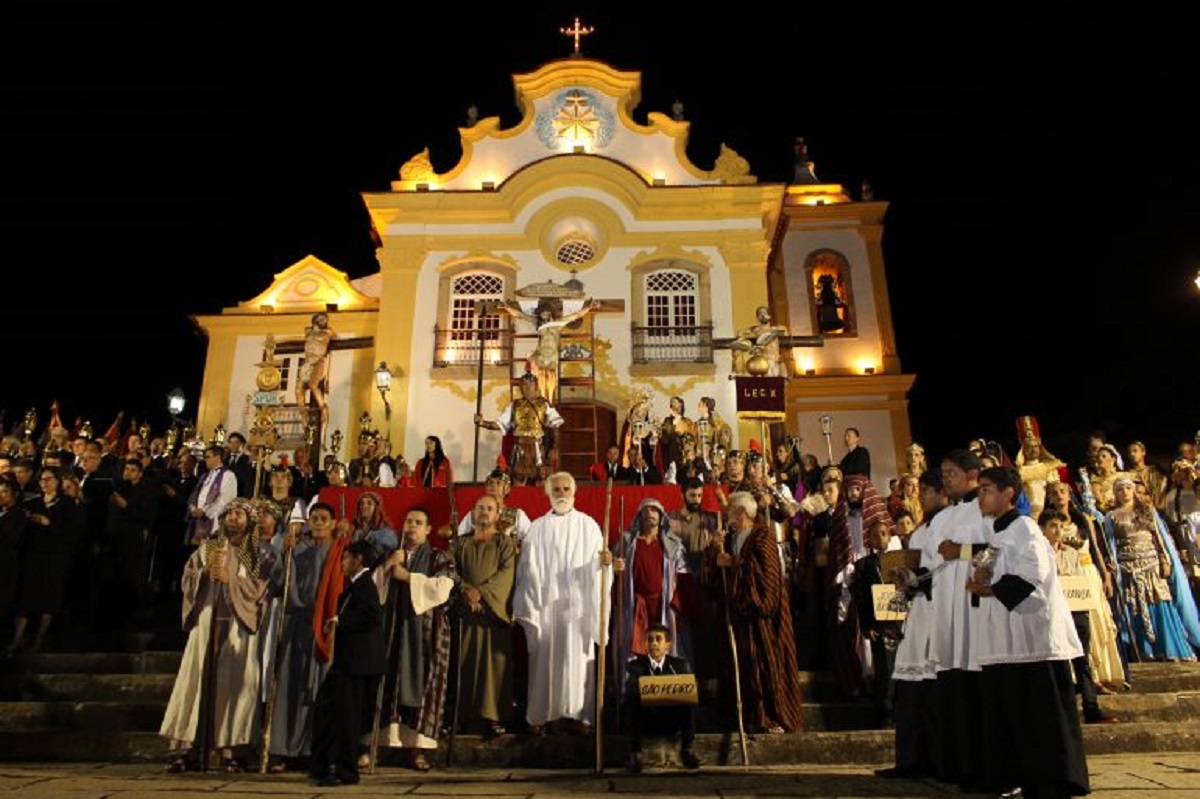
top-left (723, 525), bottom-right (804, 732)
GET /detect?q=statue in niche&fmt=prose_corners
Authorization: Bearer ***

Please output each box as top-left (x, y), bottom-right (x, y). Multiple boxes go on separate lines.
top-left (816, 273), bottom-right (848, 333)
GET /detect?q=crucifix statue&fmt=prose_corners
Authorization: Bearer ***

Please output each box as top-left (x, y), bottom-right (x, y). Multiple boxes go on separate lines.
top-left (498, 280), bottom-right (622, 403)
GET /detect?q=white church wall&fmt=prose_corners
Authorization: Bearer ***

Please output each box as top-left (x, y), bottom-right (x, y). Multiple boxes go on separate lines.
top-left (400, 235), bottom-right (744, 479)
top-left (780, 227), bottom-right (884, 375)
top-left (439, 92), bottom-right (712, 191)
top-left (790, 402), bottom-right (899, 490)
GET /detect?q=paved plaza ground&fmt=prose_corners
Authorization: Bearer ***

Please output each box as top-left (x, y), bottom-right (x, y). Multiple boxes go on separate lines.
top-left (1, 753), bottom-right (1198, 798)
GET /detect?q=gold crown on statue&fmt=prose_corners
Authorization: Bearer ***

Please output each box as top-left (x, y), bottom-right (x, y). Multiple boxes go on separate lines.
top-left (630, 389), bottom-right (651, 408)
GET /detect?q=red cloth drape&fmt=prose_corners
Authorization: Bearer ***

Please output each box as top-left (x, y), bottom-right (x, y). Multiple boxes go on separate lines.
top-left (316, 483), bottom-right (724, 547)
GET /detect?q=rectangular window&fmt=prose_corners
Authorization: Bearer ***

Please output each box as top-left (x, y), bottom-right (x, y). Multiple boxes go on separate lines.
top-left (647, 295), bottom-right (670, 333)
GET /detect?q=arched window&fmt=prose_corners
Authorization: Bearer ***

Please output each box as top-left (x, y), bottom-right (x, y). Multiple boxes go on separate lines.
top-left (803, 249), bottom-right (856, 337)
top-left (449, 271), bottom-right (504, 342)
top-left (644, 269), bottom-right (697, 336)
top-left (434, 264), bottom-right (514, 369)
top-left (628, 263), bottom-right (712, 369)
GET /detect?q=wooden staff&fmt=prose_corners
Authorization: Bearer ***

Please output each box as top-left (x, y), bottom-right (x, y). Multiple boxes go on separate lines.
top-left (259, 515), bottom-right (300, 773)
top-left (715, 486), bottom-right (750, 766)
top-left (595, 476), bottom-right (613, 773)
top-left (614, 495), bottom-right (625, 734)
top-left (446, 481), bottom-right (463, 767)
top-left (369, 552), bottom-right (402, 775)
top-left (472, 306), bottom-right (486, 483)
top-left (198, 525), bottom-right (228, 772)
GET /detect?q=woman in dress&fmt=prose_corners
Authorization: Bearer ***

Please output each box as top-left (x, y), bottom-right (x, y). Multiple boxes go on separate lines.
top-left (1045, 480), bottom-right (1126, 688)
top-left (1090, 444), bottom-right (1125, 513)
top-left (1103, 476), bottom-right (1199, 661)
top-left (7, 468), bottom-right (82, 654)
top-left (414, 436), bottom-right (453, 488)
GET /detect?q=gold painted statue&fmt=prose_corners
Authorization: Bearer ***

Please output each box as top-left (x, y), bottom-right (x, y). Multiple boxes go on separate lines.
top-left (730, 305), bottom-right (788, 377)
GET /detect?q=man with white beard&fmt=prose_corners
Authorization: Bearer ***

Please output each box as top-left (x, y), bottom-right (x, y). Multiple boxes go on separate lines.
top-left (513, 472), bottom-right (612, 734)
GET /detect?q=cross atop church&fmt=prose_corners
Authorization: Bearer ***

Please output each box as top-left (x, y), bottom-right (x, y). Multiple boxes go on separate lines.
top-left (560, 16), bottom-right (594, 56)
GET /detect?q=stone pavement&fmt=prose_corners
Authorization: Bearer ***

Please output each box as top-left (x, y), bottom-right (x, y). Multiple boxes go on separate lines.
top-left (1, 753), bottom-right (1198, 798)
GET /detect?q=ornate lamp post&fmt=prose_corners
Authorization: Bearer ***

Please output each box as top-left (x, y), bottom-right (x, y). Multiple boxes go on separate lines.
top-left (375, 361), bottom-right (393, 420)
top-left (819, 414), bottom-right (835, 465)
top-left (166, 388), bottom-right (186, 455)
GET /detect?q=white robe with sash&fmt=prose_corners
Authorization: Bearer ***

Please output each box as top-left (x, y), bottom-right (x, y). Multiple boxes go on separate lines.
top-left (514, 507), bottom-right (611, 726)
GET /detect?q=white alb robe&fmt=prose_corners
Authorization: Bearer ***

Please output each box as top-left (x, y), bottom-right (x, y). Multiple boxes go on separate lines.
top-left (976, 515), bottom-right (1083, 666)
top-left (923, 496), bottom-right (991, 672)
top-left (892, 522), bottom-right (938, 682)
top-left (513, 507), bottom-right (611, 726)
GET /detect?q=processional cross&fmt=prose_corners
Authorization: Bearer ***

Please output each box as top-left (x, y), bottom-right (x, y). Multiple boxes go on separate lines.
top-left (560, 17), bottom-right (594, 55)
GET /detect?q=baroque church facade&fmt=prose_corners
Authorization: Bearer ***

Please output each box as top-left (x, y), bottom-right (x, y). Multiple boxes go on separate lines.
top-left (190, 53), bottom-right (915, 483)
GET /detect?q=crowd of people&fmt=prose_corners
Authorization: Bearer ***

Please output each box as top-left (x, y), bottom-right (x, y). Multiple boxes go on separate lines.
top-left (1, 398), bottom-right (1198, 795)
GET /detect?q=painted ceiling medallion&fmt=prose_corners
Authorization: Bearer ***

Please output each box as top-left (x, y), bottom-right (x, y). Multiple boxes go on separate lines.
top-left (537, 88), bottom-right (614, 151)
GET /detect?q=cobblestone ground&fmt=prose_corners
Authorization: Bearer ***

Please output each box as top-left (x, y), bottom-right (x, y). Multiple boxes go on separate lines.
top-left (1, 754), bottom-right (1199, 798)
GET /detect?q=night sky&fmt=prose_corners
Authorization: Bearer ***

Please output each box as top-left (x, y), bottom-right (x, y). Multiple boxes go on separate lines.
top-left (4, 9), bottom-right (1196, 467)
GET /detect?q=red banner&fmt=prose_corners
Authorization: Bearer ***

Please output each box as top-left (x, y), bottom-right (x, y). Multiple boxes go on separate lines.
top-left (734, 376), bottom-right (786, 419)
top-left (317, 483), bottom-right (724, 547)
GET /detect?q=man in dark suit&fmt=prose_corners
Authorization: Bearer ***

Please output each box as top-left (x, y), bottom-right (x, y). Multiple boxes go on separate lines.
top-left (589, 446), bottom-right (622, 483)
top-left (309, 539), bottom-right (387, 787)
top-left (225, 432), bottom-right (256, 498)
top-left (839, 427), bottom-right (871, 481)
top-left (623, 623), bottom-right (701, 772)
top-left (617, 445), bottom-right (662, 486)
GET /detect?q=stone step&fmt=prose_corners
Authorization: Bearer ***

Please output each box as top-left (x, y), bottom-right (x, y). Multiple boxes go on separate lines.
top-left (2, 721), bottom-right (1199, 765)
top-left (0, 701), bottom-right (165, 732)
top-left (0, 697), bottom-right (875, 733)
top-left (0, 674), bottom-right (177, 703)
top-left (40, 629), bottom-right (186, 654)
top-left (0, 651), bottom-right (182, 676)
top-left (0, 689), bottom-right (1191, 734)
top-left (1095, 691), bottom-right (1200, 723)
top-left (1124, 661), bottom-right (1200, 694)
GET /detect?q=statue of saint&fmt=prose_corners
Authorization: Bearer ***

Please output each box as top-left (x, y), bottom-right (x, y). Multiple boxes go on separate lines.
top-left (295, 312), bottom-right (335, 425)
top-left (730, 305), bottom-right (788, 377)
top-left (816, 274), bottom-right (848, 333)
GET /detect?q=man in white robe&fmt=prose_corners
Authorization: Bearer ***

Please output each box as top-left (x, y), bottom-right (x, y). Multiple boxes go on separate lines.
top-left (922, 449), bottom-right (991, 791)
top-left (160, 498), bottom-right (270, 772)
top-left (513, 471), bottom-right (612, 733)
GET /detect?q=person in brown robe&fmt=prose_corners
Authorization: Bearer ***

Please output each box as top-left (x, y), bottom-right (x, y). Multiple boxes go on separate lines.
top-left (709, 490), bottom-right (803, 734)
top-left (451, 495), bottom-right (517, 736)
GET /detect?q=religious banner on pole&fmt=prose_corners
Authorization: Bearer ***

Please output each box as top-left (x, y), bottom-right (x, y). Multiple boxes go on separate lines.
top-left (733, 376), bottom-right (786, 421)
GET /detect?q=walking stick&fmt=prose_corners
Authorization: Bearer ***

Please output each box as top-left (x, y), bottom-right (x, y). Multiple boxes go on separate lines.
top-left (259, 520), bottom-right (298, 773)
top-left (198, 528), bottom-right (227, 772)
top-left (446, 482), bottom-right (463, 767)
top-left (715, 488), bottom-right (750, 766)
top-left (595, 477), bottom-right (613, 773)
top-left (472, 310), bottom-right (486, 484)
top-left (614, 495), bottom-right (625, 735)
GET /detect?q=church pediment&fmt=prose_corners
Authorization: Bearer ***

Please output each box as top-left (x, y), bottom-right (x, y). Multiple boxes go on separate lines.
top-left (232, 254), bottom-right (379, 314)
top-left (392, 57), bottom-right (749, 193)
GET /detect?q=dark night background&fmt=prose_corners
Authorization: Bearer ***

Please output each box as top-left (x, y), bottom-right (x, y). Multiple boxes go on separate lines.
top-left (3, 9), bottom-right (1196, 469)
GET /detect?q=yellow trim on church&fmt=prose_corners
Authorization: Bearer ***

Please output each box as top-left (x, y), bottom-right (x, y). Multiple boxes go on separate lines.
top-left (234, 254), bottom-right (378, 314)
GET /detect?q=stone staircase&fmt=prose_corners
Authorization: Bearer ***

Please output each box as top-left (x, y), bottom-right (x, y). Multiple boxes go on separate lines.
top-left (1, 634), bottom-right (1198, 766)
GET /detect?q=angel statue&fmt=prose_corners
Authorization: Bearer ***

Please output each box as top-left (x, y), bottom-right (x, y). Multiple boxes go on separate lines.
top-left (730, 305), bottom-right (788, 377)
top-left (499, 294), bottom-right (600, 402)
